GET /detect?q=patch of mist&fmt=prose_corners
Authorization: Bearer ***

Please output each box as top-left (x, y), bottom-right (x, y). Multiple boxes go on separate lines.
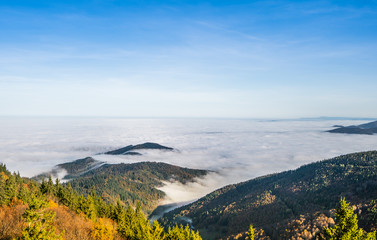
top-left (68, 162), bottom-right (107, 179)
top-left (36, 167), bottom-right (69, 183)
top-left (53, 167), bottom-right (68, 182)
top-left (156, 172), bottom-right (226, 204)
top-left (148, 201), bottom-right (192, 222)
top-left (147, 172), bottom-right (228, 221)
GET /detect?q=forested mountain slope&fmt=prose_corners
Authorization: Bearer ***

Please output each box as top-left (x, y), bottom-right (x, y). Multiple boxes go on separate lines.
top-left (160, 151), bottom-right (377, 239)
top-left (33, 142), bottom-right (208, 214)
top-left (67, 161), bottom-right (208, 214)
top-left (0, 163), bottom-right (203, 240)
top-left (327, 120), bottom-right (377, 135)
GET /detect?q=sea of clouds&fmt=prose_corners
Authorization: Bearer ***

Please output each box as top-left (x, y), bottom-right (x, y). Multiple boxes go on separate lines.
top-left (0, 117), bottom-right (376, 204)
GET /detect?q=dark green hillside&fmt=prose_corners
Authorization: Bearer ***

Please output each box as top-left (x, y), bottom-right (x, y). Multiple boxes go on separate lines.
top-left (327, 120), bottom-right (377, 135)
top-left (160, 151), bottom-right (377, 239)
top-left (103, 142), bottom-right (174, 155)
top-left (33, 142), bottom-right (206, 215)
top-left (67, 162), bottom-right (208, 214)
top-left (57, 157), bottom-right (102, 175)
top-left (33, 157), bottom-right (105, 181)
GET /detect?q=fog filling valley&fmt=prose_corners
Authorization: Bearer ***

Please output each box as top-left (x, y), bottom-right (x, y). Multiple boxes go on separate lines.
top-left (1, 117), bottom-right (376, 205)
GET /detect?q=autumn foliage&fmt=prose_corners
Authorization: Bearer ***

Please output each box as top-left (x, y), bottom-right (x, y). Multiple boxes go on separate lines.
top-left (0, 163), bottom-right (201, 240)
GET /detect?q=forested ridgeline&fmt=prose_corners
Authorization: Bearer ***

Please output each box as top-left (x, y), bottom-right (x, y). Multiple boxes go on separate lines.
top-left (0, 163), bottom-right (202, 240)
top-left (66, 162), bottom-right (209, 215)
top-left (160, 151), bottom-right (377, 240)
top-left (34, 160), bottom-right (209, 215)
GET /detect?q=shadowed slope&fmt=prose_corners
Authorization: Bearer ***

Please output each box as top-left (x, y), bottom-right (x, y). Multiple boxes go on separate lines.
top-left (160, 151), bottom-right (377, 239)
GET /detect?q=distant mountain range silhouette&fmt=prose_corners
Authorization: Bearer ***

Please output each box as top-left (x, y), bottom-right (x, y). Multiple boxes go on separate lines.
top-left (103, 142), bottom-right (174, 155)
top-left (327, 120), bottom-right (377, 135)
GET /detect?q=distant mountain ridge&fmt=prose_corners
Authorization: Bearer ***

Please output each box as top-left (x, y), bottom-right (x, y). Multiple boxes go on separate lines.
top-left (34, 142), bottom-right (176, 181)
top-left (102, 142), bottom-right (174, 155)
top-left (327, 120), bottom-right (377, 135)
top-left (160, 151), bottom-right (377, 239)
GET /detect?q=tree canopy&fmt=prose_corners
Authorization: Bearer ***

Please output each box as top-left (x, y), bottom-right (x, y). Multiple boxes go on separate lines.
top-left (319, 198), bottom-right (376, 240)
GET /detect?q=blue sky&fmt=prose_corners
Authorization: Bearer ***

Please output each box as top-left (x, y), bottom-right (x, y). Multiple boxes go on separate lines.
top-left (1, 0), bottom-right (377, 118)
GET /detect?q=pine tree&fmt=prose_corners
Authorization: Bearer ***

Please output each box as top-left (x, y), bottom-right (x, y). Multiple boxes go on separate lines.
top-left (4, 174), bottom-right (17, 204)
top-left (134, 202), bottom-right (152, 240)
top-left (47, 176), bottom-right (55, 195)
top-left (17, 182), bottom-right (30, 203)
top-left (248, 224), bottom-right (255, 240)
top-left (319, 198), bottom-right (376, 240)
top-left (166, 224), bottom-right (202, 240)
top-left (54, 178), bottom-right (63, 197)
top-left (77, 195), bottom-right (97, 220)
top-left (21, 195), bottom-right (63, 240)
top-left (152, 221), bottom-right (165, 240)
top-left (118, 205), bottom-right (137, 239)
top-left (59, 183), bottom-right (77, 210)
top-left (114, 200), bottom-right (125, 222)
top-left (0, 163), bottom-right (10, 174)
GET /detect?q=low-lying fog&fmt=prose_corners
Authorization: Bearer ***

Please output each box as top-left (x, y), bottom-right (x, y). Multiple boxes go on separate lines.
top-left (0, 117), bottom-right (376, 204)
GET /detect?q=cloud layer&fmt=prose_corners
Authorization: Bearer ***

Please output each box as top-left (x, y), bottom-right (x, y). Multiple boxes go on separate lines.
top-left (0, 117), bottom-right (376, 202)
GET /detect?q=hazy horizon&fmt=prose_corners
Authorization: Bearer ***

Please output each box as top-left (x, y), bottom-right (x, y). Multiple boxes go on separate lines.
top-left (1, 115), bottom-right (376, 120)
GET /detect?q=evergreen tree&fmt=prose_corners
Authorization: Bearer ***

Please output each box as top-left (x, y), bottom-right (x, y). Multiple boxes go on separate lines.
top-left (40, 179), bottom-right (48, 194)
top-left (133, 202), bottom-right (152, 240)
top-left (248, 224), bottom-right (255, 240)
top-left (78, 195), bottom-right (97, 220)
top-left (319, 198), bottom-right (376, 240)
top-left (54, 178), bottom-right (63, 197)
top-left (117, 205), bottom-right (137, 239)
top-left (152, 221), bottom-right (165, 240)
top-left (0, 173), bottom-right (7, 205)
top-left (0, 163), bottom-right (10, 174)
top-left (166, 224), bottom-right (202, 240)
top-left (4, 174), bottom-right (17, 204)
top-left (114, 200), bottom-right (125, 221)
top-left (59, 183), bottom-right (77, 210)
top-left (47, 176), bottom-right (55, 195)
top-left (367, 200), bottom-right (377, 224)
top-left (17, 182), bottom-right (30, 203)
top-left (21, 195), bottom-right (62, 240)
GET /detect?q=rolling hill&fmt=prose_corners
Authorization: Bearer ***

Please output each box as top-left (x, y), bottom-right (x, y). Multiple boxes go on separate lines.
top-left (67, 161), bottom-right (208, 214)
top-left (102, 142), bottom-right (175, 155)
top-left (32, 142), bottom-right (209, 214)
top-left (34, 155), bottom-right (209, 214)
top-left (160, 151), bottom-right (377, 239)
top-left (34, 142), bottom-right (176, 181)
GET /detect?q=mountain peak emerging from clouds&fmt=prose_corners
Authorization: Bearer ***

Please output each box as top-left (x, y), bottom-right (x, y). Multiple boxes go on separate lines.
top-left (102, 142), bottom-right (175, 155)
top-left (327, 120), bottom-right (377, 135)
